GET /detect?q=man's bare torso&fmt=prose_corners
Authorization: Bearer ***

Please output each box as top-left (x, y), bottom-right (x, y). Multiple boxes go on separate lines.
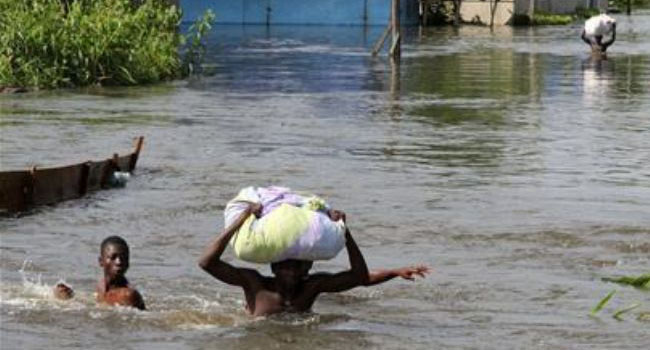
top-left (243, 275), bottom-right (320, 316)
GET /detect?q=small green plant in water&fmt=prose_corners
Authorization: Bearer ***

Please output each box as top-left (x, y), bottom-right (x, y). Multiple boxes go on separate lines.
top-left (612, 303), bottom-right (641, 320)
top-left (591, 290), bottom-right (616, 316)
top-left (602, 273), bottom-right (650, 289)
top-left (182, 9), bottom-right (216, 76)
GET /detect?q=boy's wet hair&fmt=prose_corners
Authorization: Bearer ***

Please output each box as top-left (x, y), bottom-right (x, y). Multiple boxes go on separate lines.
top-left (100, 235), bottom-right (129, 255)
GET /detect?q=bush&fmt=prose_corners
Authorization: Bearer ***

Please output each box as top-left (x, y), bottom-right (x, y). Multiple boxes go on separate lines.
top-left (0, 0), bottom-right (213, 89)
top-left (513, 11), bottom-right (584, 26)
top-left (609, 0), bottom-right (650, 8)
top-left (575, 7), bottom-right (600, 19)
top-left (531, 12), bottom-right (574, 25)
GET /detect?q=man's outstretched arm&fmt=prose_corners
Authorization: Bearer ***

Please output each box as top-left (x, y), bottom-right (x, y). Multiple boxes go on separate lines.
top-left (366, 265), bottom-right (430, 286)
top-left (198, 203), bottom-right (262, 287)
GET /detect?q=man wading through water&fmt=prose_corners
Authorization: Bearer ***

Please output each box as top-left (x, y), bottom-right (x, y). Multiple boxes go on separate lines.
top-left (198, 203), bottom-right (429, 316)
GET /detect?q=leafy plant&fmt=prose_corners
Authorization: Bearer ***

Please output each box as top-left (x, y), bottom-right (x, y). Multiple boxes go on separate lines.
top-left (591, 290), bottom-right (616, 315)
top-left (602, 273), bottom-right (650, 289)
top-left (531, 12), bottom-right (574, 25)
top-left (182, 9), bottom-right (216, 76)
top-left (609, 0), bottom-right (650, 8)
top-left (591, 273), bottom-right (650, 320)
top-left (0, 0), bottom-right (215, 90)
top-left (613, 303), bottom-right (641, 320)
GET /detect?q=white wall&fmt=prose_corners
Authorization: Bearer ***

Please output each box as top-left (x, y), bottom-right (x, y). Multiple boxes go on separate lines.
top-left (459, 1), bottom-right (516, 25)
top-left (515, 0), bottom-right (607, 15)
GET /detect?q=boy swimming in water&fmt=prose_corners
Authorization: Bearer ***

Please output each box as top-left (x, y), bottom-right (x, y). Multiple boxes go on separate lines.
top-left (53, 235), bottom-right (145, 310)
top-left (198, 203), bottom-right (429, 316)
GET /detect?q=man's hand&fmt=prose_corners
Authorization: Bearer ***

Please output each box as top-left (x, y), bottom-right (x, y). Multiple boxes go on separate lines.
top-left (250, 202), bottom-right (263, 218)
top-left (395, 265), bottom-right (430, 281)
top-left (327, 209), bottom-right (346, 222)
top-left (366, 265), bottom-right (431, 286)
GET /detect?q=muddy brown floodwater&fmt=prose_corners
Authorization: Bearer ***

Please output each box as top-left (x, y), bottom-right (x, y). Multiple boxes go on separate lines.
top-left (1, 12), bottom-right (649, 350)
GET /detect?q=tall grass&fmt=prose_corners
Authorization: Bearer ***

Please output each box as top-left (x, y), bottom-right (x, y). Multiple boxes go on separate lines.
top-left (0, 0), bottom-right (213, 89)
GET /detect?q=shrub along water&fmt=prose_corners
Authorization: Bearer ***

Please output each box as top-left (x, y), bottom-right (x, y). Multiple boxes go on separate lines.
top-left (0, 0), bottom-right (214, 90)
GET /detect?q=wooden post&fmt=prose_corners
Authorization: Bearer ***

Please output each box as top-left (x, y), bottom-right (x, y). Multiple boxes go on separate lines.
top-left (390, 55), bottom-right (401, 99)
top-left (627, 0), bottom-right (631, 15)
top-left (421, 0), bottom-right (429, 26)
top-left (390, 0), bottom-right (401, 59)
top-left (454, 0), bottom-right (461, 26)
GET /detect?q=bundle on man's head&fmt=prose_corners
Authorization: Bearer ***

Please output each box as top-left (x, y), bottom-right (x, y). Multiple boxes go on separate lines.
top-left (584, 14), bottom-right (616, 37)
top-left (224, 186), bottom-right (346, 264)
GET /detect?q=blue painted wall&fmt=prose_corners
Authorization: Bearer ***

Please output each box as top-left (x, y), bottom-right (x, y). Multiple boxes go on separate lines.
top-left (180, 0), bottom-right (419, 25)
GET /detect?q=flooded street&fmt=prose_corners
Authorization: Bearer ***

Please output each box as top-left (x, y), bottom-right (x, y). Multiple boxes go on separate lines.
top-left (1, 12), bottom-right (650, 350)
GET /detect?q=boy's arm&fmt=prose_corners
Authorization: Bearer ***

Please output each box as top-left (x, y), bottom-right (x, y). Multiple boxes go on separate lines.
top-left (366, 266), bottom-right (430, 286)
top-left (198, 204), bottom-right (263, 288)
top-left (307, 228), bottom-right (370, 294)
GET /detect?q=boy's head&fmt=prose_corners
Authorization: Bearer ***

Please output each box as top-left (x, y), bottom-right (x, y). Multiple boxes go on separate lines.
top-left (98, 236), bottom-right (130, 280)
top-left (270, 259), bottom-right (313, 290)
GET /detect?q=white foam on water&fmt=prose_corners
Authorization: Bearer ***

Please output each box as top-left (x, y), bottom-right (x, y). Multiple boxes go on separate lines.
top-left (0, 261), bottom-right (88, 312)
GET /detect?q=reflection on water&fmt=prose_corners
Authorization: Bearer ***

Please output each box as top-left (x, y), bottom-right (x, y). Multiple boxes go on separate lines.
top-left (582, 56), bottom-right (613, 105)
top-left (1, 11), bottom-right (650, 350)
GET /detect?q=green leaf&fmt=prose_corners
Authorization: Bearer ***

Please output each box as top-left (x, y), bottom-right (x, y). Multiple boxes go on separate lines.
top-left (602, 273), bottom-right (650, 289)
top-left (591, 290), bottom-right (616, 315)
top-left (613, 303), bottom-right (641, 320)
top-left (119, 66), bottom-right (136, 84)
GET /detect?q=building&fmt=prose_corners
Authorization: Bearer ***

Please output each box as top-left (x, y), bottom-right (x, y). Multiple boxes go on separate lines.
top-left (460, 0), bottom-right (608, 26)
top-left (179, 0), bottom-right (419, 25)
top-left (177, 1), bottom-right (607, 27)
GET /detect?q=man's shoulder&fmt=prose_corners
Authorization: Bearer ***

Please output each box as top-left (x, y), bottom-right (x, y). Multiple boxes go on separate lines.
top-left (238, 267), bottom-right (268, 284)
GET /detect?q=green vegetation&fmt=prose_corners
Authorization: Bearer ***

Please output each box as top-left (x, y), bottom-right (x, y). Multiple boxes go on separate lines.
top-left (602, 273), bottom-right (650, 289)
top-left (609, 0), bottom-right (650, 9)
top-left (513, 12), bottom-right (579, 26)
top-left (612, 303), bottom-right (641, 320)
top-left (591, 273), bottom-right (650, 321)
top-left (575, 7), bottom-right (600, 19)
top-left (591, 290), bottom-right (616, 315)
top-left (182, 9), bottom-right (216, 76)
top-left (0, 0), bottom-right (215, 90)
top-left (512, 5), bottom-right (607, 26)
top-left (531, 12), bottom-right (574, 25)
